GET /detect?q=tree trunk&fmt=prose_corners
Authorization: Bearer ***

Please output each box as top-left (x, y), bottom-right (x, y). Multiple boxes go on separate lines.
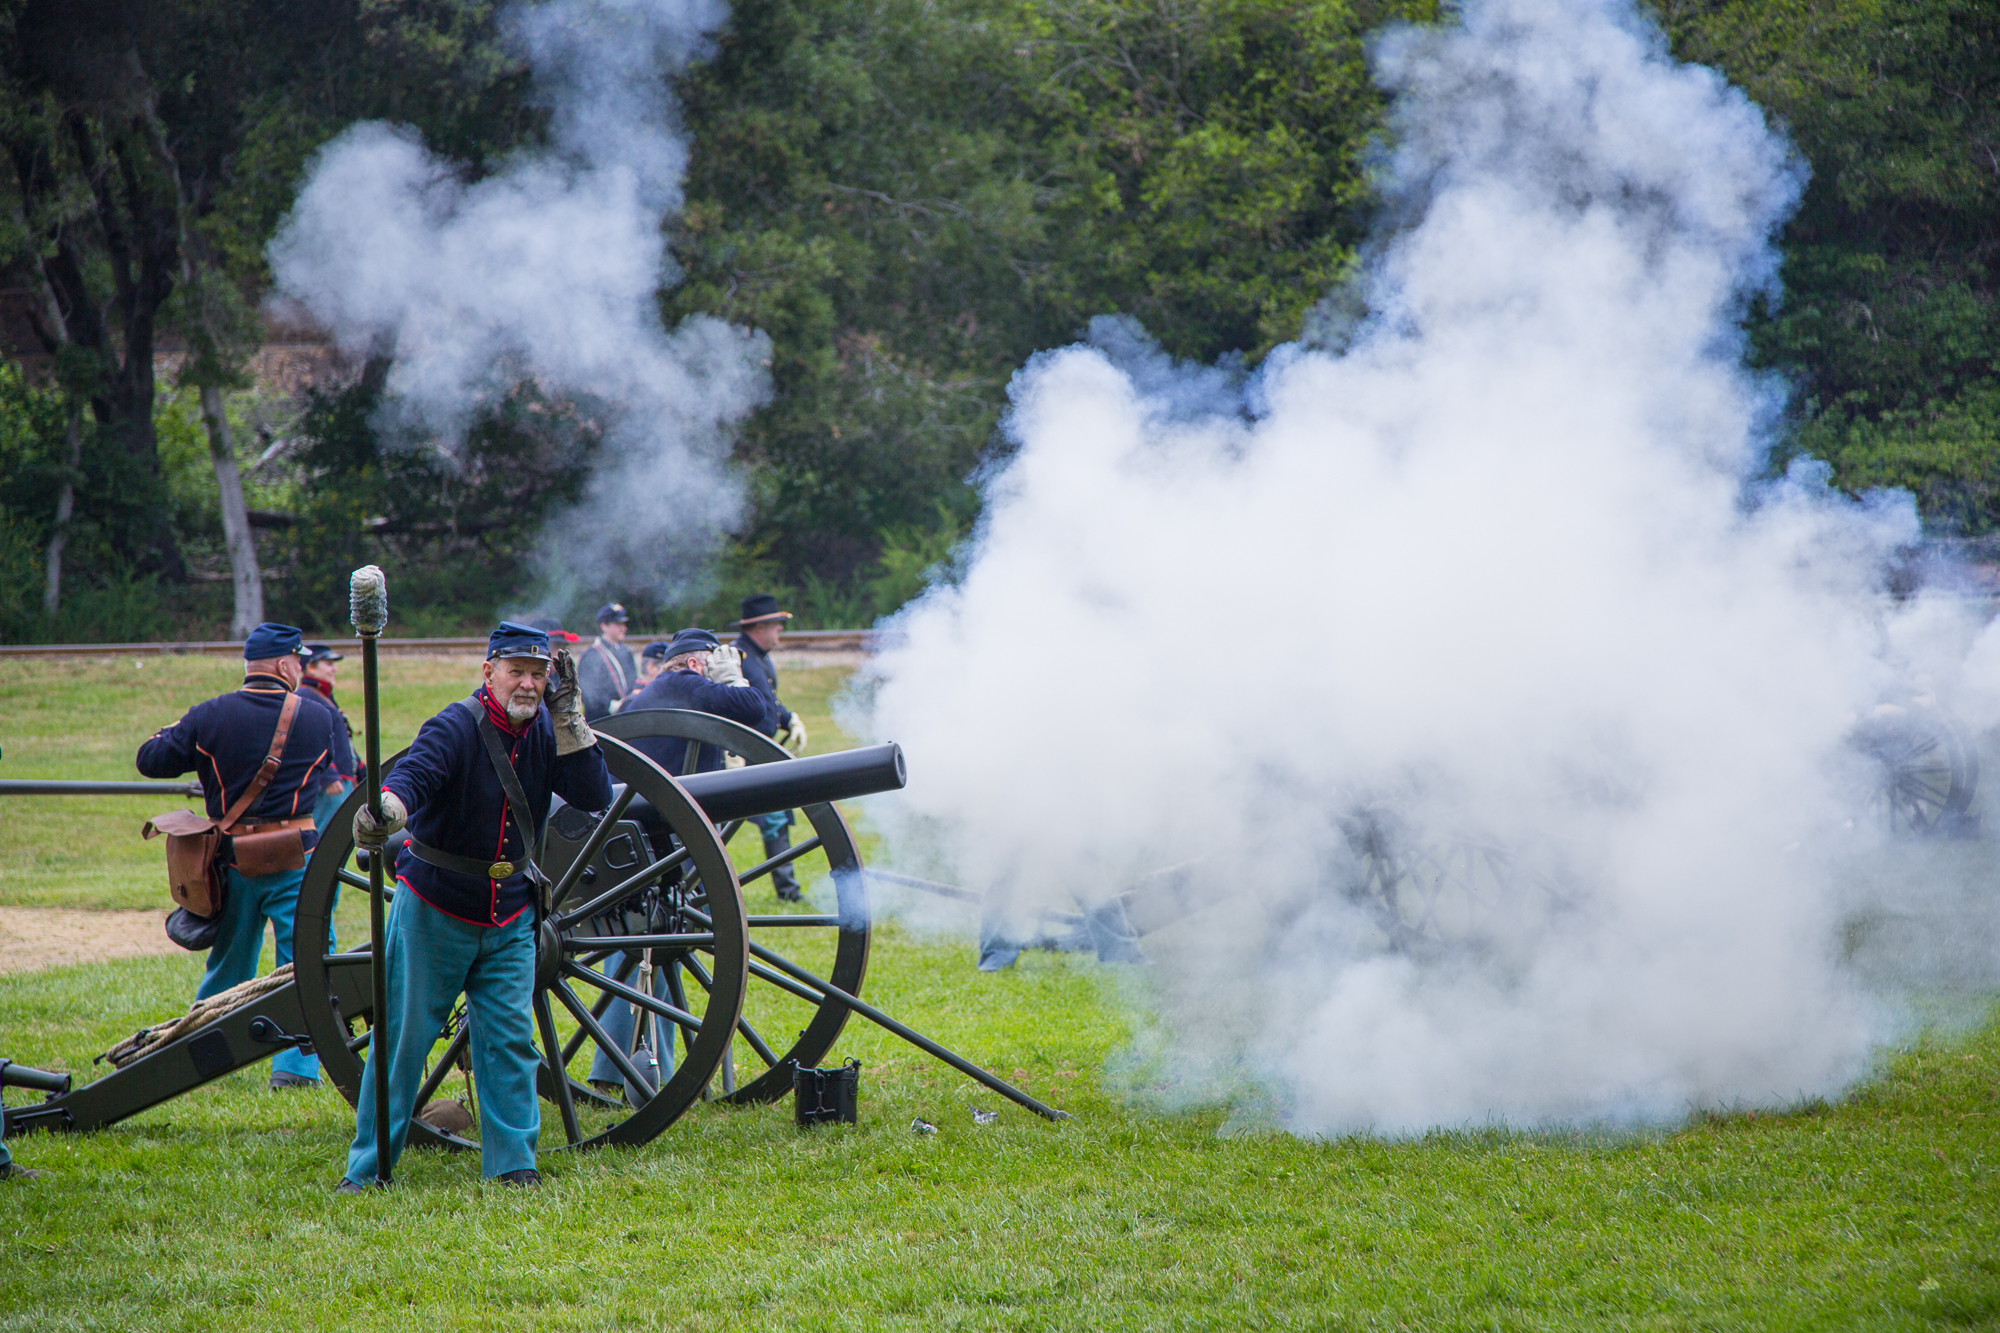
top-left (43, 402), bottom-right (82, 620)
top-left (200, 383), bottom-right (263, 635)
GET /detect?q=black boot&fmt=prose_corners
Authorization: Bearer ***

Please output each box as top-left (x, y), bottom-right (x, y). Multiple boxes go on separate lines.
top-left (765, 825), bottom-right (802, 902)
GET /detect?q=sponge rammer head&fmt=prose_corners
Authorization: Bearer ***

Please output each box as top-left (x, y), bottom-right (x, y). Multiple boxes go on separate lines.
top-left (349, 565), bottom-right (389, 634)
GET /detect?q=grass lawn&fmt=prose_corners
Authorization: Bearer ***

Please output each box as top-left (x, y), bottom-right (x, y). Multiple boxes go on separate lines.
top-left (2, 655), bottom-right (1997, 1330)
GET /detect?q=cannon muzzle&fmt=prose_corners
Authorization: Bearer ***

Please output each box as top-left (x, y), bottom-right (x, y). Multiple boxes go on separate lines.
top-left (675, 743), bottom-right (906, 822)
top-left (0, 1059), bottom-right (72, 1095)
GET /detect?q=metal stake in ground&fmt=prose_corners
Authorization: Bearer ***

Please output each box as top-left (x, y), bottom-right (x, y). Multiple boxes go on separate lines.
top-left (349, 564), bottom-right (391, 1187)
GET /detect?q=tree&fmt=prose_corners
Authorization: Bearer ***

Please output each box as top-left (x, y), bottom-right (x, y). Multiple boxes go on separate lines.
top-left (667, 0), bottom-right (1433, 586)
top-left (0, 0), bottom-right (189, 583)
top-left (1661, 0), bottom-right (2000, 529)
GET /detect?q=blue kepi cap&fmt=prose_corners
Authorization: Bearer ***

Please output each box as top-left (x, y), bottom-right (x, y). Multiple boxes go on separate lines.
top-left (665, 627), bottom-right (720, 660)
top-left (488, 621), bottom-right (555, 662)
top-left (244, 623), bottom-right (303, 660)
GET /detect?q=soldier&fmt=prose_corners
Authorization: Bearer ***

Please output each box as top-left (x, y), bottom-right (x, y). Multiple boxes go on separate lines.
top-left (587, 626), bottom-right (768, 1099)
top-left (619, 627), bottom-right (771, 774)
top-left (295, 643), bottom-right (358, 832)
top-left (337, 622), bottom-right (608, 1192)
top-left (137, 622), bottom-right (340, 1090)
top-left (577, 602), bottom-right (637, 721)
top-left (731, 594), bottom-right (809, 903)
top-left (612, 639), bottom-right (670, 712)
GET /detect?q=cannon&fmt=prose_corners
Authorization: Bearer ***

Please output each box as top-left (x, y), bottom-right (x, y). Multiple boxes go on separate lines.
top-left (4, 711), bottom-right (1064, 1151)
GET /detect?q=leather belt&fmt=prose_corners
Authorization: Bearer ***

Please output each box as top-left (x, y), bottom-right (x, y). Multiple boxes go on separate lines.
top-left (226, 817), bottom-right (316, 836)
top-left (408, 837), bottom-right (524, 882)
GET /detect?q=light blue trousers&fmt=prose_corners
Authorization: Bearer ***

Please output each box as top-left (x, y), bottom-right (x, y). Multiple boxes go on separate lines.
top-left (342, 889), bottom-right (540, 1183)
top-left (198, 864), bottom-right (322, 1081)
top-left (312, 780), bottom-right (354, 839)
top-left (585, 954), bottom-right (678, 1093)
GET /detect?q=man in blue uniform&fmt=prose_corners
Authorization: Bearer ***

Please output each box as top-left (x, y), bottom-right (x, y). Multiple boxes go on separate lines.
top-left (731, 595), bottom-right (809, 902)
top-left (586, 627), bottom-right (769, 1098)
top-left (620, 627), bottom-right (771, 774)
top-left (295, 644), bottom-right (358, 832)
top-left (577, 602), bottom-right (636, 721)
top-left (612, 639), bottom-right (670, 712)
top-left (137, 622), bottom-right (340, 1090)
top-left (337, 622), bottom-right (609, 1192)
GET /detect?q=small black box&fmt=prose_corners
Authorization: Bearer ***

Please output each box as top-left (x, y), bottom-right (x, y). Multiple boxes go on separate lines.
top-left (793, 1059), bottom-right (861, 1126)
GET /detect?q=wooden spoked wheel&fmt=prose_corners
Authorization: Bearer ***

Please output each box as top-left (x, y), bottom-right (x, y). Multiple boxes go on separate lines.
top-left (293, 734), bottom-right (748, 1152)
top-left (594, 708), bottom-right (872, 1105)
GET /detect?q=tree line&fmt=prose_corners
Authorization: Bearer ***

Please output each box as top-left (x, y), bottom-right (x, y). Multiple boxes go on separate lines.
top-left (0, 0), bottom-right (1994, 641)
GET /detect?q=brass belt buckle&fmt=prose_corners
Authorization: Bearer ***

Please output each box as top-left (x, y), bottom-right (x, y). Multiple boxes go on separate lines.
top-left (488, 860), bottom-right (515, 879)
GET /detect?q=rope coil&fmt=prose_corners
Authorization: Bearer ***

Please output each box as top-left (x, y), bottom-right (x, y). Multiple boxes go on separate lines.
top-left (98, 964), bottom-right (295, 1068)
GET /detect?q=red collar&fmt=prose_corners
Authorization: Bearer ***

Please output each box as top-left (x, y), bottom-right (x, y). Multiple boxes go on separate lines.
top-left (301, 676), bottom-right (335, 702)
top-left (476, 686), bottom-right (530, 737)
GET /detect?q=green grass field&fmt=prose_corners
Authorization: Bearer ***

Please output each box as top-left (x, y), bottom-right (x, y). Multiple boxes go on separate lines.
top-left (2, 656), bottom-right (1997, 1330)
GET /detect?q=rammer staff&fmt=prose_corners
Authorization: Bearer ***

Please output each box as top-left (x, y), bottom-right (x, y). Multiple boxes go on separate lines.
top-left (349, 564), bottom-right (391, 1187)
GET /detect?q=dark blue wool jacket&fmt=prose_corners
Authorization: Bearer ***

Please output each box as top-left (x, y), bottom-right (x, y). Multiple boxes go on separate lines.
top-left (733, 634), bottom-right (793, 736)
top-left (136, 674), bottom-right (339, 848)
top-left (384, 688), bottom-right (613, 927)
top-left (298, 681), bottom-right (358, 782)
top-left (621, 669), bottom-right (772, 774)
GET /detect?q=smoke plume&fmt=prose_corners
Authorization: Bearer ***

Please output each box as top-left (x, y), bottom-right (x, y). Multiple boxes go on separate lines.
top-left (853, 0), bottom-right (2000, 1135)
top-left (269, 0), bottom-right (769, 606)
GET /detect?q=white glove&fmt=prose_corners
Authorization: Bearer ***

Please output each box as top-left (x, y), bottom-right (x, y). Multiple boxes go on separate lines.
top-left (705, 644), bottom-right (749, 688)
top-left (779, 714), bottom-right (808, 754)
top-left (353, 791), bottom-right (408, 848)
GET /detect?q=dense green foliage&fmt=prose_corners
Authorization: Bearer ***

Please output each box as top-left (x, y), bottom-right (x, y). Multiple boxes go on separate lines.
top-left (666, 0), bottom-right (1420, 582)
top-left (1662, 0), bottom-right (2000, 529)
top-left (1, 0), bottom-right (1997, 638)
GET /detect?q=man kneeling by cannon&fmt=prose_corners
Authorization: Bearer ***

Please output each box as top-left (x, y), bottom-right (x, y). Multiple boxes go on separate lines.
top-left (337, 621), bottom-right (608, 1193)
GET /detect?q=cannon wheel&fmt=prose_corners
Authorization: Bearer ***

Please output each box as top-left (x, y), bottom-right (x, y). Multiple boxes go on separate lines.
top-left (1333, 807), bottom-right (1575, 956)
top-left (1847, 698), bottom-right (1978, 837)
top-left (292, 733), bottom-right (749, 1152)
top-left (595, 708), bottom-right (871, 1105)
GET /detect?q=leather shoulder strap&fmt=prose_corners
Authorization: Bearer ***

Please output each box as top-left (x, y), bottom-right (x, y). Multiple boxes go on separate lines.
top-left (222, 691), bottom-right (301, 830)
top-left (592, 640), bottom-right (628, 692)
top-left (475, 708), bottom-right (544, 880)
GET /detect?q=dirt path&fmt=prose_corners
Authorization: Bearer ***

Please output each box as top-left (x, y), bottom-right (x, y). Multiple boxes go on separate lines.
top-left (0, 907), bottom-right (178, 974)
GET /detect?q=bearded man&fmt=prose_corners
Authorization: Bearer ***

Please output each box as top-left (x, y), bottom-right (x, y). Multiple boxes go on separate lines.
top-left (335, 621), bottom-right (610, 1192)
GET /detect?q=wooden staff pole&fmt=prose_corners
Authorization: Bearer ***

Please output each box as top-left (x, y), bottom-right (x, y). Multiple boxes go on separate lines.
top-left (350, 565), bottom-right (392, 1186)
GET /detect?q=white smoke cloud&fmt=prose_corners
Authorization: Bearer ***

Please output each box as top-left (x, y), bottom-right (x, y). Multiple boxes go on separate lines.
top-left (851, 0), bottom-right (1999, 1135)
top-left (268, 0), bottom-right (769, 605)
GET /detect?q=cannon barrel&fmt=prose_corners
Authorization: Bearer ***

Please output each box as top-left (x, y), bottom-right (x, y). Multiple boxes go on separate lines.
top-left (674, 743), bottom-right (905, 823)
top-left (0, 1058), bottom-right (72, 1095)
top-left (0, 779), bottom-right (203, 797)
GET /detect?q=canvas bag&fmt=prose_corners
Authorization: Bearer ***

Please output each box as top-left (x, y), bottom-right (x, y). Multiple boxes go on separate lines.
top-left (142, 691), bottom-right (304, 917)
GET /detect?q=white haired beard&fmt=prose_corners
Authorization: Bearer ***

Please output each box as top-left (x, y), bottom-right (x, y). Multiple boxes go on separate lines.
top-left (505, 692), bottom-right (542, 725)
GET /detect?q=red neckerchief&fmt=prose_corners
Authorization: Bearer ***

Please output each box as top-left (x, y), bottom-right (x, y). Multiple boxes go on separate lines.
top-left (476, 685), bottom-right (530, 737)
top-left (301, 676), bottom-right (335, 702)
